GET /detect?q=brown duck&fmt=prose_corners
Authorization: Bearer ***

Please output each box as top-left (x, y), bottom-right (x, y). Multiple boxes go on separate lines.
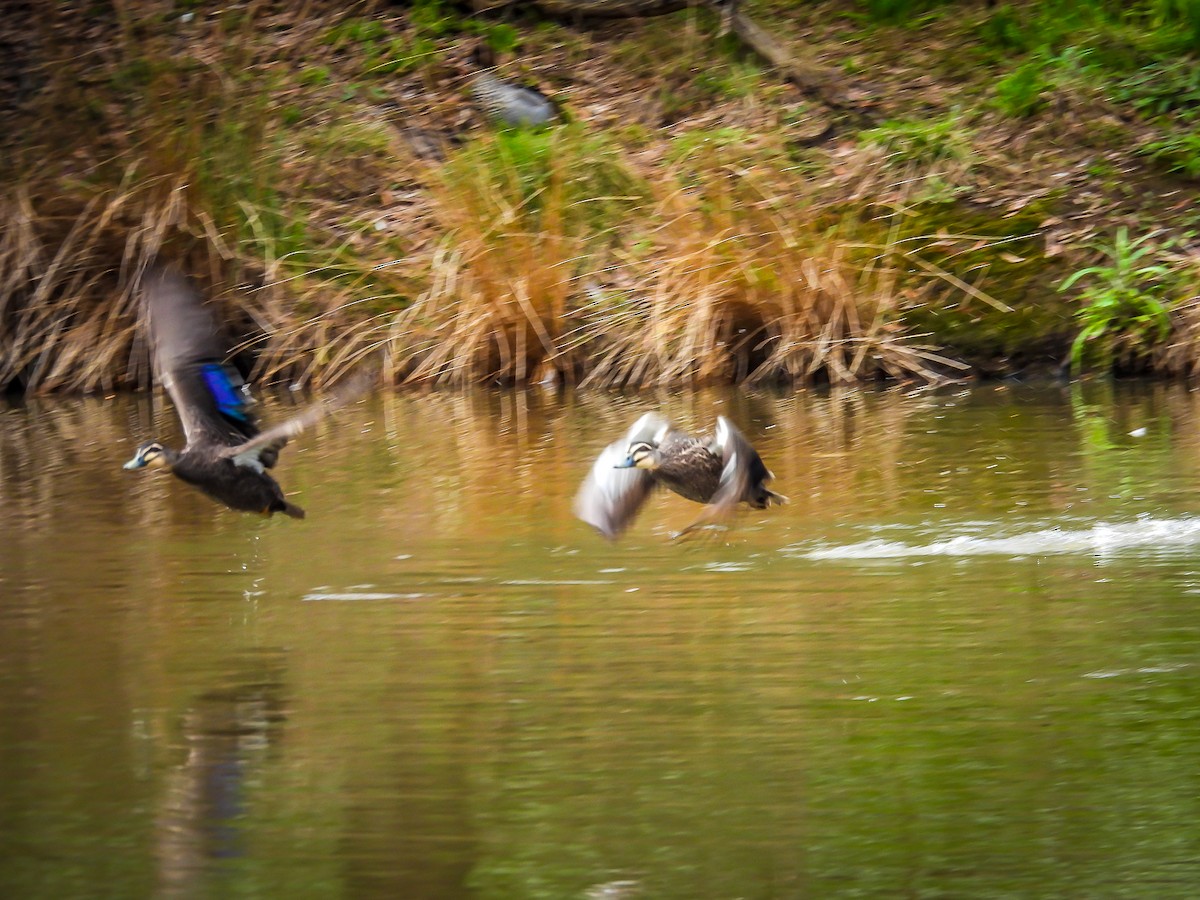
top-left (575, 413), bottom-right (785, 539)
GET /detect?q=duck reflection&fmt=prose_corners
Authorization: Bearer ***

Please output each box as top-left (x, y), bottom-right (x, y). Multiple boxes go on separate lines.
top-left (156, 658), bottom-right (286, 898)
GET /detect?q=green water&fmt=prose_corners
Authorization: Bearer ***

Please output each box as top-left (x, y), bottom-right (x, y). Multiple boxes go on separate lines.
top-left (2, 382), bottom-right (1199, 898)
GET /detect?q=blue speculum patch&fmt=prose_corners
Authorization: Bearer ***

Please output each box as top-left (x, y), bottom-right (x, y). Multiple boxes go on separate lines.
top-left (201, 363), bottom-right (249, 421)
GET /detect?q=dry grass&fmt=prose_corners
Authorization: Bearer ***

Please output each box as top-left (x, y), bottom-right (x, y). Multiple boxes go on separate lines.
top-left (575, 165), bottom-right (968, 388)
top-left (1154, 252), bottom-right (1200, 377)
top-left (0, 173), bottom-right (411, 394)
top-left (379, 127), bottom-right (643, 386)
top-left (386, 143), bottom-right (581, 385)
top-left (375, 132), bottom-right (982, 390)
top-left (0, 176), bottom-right (185, 393)
top-left (0, 112), bottom-right (986, 396)
top-left (0, 3), bottom-right (1039, 395)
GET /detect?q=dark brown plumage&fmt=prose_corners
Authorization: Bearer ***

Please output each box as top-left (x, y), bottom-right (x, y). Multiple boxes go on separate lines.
top-left (574, 413), bottom-right (785, 540)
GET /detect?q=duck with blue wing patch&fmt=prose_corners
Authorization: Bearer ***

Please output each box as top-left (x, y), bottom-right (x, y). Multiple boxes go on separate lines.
top-left (123, 268), bottom-right (370, 518)
top-left (574, 413), bottom-right (786, 540)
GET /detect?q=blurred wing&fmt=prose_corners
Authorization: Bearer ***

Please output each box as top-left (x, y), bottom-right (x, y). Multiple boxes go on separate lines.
top-left (217, 370), bottom-right (376, 467)
top-left (678, 417), bottom-right (755, 537)
top-left (627, 411), bottom-right (673, 446)
top-left (144, 269), bottom-right (259, 448)
top-left (573, 413), bottom-right (670, 540)
top-left (709, 416), bottom-right (755, 512)
top-left (573, 438), bottom-right (655, 540)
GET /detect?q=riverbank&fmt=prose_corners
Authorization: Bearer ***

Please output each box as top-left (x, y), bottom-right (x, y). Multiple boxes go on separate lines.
top-left (2, 0), bottom-right (1198, 392)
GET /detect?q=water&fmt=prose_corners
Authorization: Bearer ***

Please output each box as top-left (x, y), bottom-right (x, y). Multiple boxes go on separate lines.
top-left (2, 381), bottom-right (1200, 898)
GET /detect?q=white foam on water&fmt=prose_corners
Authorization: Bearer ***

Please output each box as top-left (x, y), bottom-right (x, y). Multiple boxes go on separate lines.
top-left (1082, 662), bottom-right (1191, 679)
top-left (790, 515), bottom-right (1200, 561)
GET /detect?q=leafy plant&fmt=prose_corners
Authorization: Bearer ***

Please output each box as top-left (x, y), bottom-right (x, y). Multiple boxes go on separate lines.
top-left (1141, 130), bottom-right (1200, 178)
top-left (992, 62), bottom-right (1051, 117)
top-left (1060, 228), bottom-right (1174, 373)
top-left (1110, 59), bottom-right (1200, 115)
top-left (410, 0), bottom-right (460, 38)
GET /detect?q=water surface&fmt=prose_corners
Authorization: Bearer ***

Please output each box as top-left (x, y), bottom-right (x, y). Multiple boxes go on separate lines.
top-left (2, 382), bottom-right (1199, 897)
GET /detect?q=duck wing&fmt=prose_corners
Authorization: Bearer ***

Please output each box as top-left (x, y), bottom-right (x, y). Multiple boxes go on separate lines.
top-left (144, 269), bottom-right (263, 453)
top-left (215, 371), bottom-right (375, 467)
top-left (574, 412), bottom-right (671, 540)
top-left (677, 416), bottom-right (762, 536)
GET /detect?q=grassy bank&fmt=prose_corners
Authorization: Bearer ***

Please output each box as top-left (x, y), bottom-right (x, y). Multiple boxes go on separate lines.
top-left (2, 0), bottom-right (1198, 393)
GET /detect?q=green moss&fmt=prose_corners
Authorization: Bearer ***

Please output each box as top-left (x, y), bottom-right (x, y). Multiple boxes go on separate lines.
top-left (888, 202), bottom-right (1076, 367)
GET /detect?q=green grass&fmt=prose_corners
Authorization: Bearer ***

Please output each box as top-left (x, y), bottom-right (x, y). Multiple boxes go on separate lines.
top-left (992, 61), bottom-right (1052, 118)
top-left (858, 112), bottom-right (975, 165)
top-left (1060, 228), bottom-right (1175, 373)
top-left (1140, 131), bottom-right (1200, 179)
top-left (442, 126), bottom-right (646, 245)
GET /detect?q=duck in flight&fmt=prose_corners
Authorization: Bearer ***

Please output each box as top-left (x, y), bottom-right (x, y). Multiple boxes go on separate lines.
top-left (123, 269), bottom-right (365, 518)
top-left (574, 413), bottom-right (785, 539)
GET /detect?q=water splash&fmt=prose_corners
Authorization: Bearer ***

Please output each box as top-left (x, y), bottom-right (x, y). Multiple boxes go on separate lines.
top-left (790, 515), bottom-right (1200, 561)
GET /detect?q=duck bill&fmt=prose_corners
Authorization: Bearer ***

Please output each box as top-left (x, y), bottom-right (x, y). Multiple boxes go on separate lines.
top-left (123, 455), bottom-right (146, 470)
top-left (613, 456), bottom-right (637, 469)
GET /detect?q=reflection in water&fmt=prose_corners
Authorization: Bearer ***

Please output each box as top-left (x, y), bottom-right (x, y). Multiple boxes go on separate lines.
top-left (156, 654), bottom-right (287, 898)
top-left (2, 381), bottom-right (1200, 897)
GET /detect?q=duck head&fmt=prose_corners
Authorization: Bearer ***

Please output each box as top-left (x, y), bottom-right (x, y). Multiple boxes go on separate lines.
top-left (616, 441), bottom-right (660, 470)
top-left (123, 441), bottom-right (174, 471)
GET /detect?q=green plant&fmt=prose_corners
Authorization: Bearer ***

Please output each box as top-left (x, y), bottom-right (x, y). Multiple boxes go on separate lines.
top-left (364, 36), bottom-right (437, 77)
top-left (1141, 130), bottom-right (1200, 178)
top-left (978, 4), bottom-right (1031, 51)
top-left (1150, 0), bottom-right (1200, 51)
top-left (1060, 228), bottom-right (1174, 373)
top-left (444, 126), bottom-right (645, 244)
top-left (668, 127), bottom-right (755, 163)
top-left (858, 112), bottom-right (974, 166)
top-left (992, 62), bottom-right (1051, 117)
top-left (410, 0), bottom-right (460, 38)
top-left (298, 66), bottom-right (332, 87)
top-left (693, 62), bottom-right (763, 100)
top-left (1110, 59), bottom-right (1200, 114)
top-left (323, 18), bottom-right (386, 48)
top-left (483, 23), bottom-right (520, 54)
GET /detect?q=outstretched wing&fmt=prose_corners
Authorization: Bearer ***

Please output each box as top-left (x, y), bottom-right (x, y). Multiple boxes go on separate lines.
top-left (216, 371), bottom-right (376, 468)
top-left (678, 416), bottom-right (761, 536)
top-left (143, 269), bottom-right (262, 451)
top-left (573, 412), bottom-right (671, 540)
